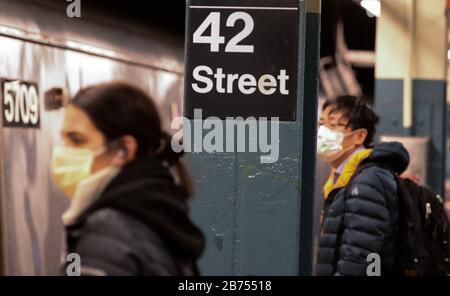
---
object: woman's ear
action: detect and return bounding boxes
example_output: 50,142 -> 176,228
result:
114,135 -> 138,166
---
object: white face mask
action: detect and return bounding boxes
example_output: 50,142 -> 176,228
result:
317,125 -> 344,155
317,125 -> 358,163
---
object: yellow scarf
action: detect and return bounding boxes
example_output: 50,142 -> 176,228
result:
323,148 -> 373,199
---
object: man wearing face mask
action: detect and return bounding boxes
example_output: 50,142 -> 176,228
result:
315,95 -> 410,276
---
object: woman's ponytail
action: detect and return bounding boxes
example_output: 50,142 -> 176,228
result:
155,131 -> 193,199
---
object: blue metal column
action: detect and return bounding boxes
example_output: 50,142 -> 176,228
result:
185,0 -> 318,275
299,0 -> 321,276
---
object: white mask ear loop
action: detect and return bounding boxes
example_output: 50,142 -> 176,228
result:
92,146 -> 108,158
92,139 -> 123,159
111,149 -> 126,167
342,129 -> 364,146
343,129 -> 359,137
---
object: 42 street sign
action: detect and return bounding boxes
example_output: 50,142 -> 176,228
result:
184,0 -> 300,121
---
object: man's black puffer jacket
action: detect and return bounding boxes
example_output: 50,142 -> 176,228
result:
315,142 -> 410,276
62,156 -> 205,276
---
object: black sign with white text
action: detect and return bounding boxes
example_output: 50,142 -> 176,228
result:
1,79 -> 40,128
184,0 -> 300,120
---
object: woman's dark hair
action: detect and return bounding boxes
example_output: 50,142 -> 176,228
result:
71,81 -> 193,198
331,95 -> 380,147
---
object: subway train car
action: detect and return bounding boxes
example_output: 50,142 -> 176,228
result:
0,0 -> 185,275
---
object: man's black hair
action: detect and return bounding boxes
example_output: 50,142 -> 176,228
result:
331,95 -> 380,147
322,98 -> 336,111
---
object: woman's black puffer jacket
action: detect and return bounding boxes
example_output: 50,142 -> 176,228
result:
62,156 -> 205,276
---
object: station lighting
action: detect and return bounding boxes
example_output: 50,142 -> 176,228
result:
360,0 -> 380,17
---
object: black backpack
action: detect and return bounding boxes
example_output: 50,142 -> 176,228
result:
394,175 -> 450,276
346,163 -> 450,276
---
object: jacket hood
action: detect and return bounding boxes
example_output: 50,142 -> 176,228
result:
363,141 -> 410,174
76,156 -> 205,261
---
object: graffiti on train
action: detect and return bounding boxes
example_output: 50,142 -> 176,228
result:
1,79 -> 40,128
